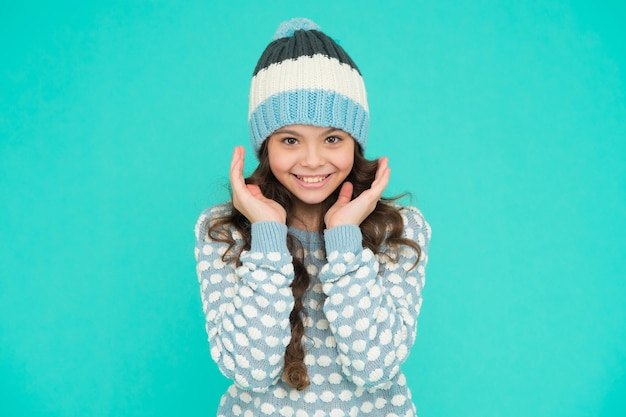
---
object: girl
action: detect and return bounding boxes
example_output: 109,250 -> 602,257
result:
195,18 -> 431,417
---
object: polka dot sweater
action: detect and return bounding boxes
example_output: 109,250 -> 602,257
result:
194,203 -> 431,417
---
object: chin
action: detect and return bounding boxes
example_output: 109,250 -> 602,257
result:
294,196 -> 328,206
291,190 -> 333,206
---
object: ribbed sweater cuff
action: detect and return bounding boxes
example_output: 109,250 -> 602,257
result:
324,224 -> 362,255
250,221 -> 289,253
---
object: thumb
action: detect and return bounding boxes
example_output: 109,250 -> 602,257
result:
246,183 -> 264,198
336,182 -> 353,205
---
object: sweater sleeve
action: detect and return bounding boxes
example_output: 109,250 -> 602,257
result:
194,205 -> 295,392
319,206 -> 431,388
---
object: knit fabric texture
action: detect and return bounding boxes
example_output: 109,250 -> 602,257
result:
249,18 -> 369,155
195,203 -> 431,417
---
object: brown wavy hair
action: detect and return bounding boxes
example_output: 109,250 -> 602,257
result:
207,141 -> 421,390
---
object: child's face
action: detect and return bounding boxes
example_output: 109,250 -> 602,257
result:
266,124 -> 355,207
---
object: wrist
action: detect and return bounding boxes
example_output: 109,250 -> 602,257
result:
325,221 -> 357,229
250,222 -> 289,253
324,224 -> 362,254
251,215 -> 286,224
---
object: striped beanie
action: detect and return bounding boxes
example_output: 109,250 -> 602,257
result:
248,18 -> 369,155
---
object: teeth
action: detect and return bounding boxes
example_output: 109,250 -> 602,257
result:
297,175 -> 328,183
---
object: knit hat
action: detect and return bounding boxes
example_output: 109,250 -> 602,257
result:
248,18 -> 369,155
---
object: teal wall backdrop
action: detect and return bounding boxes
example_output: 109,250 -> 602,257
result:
2,1 -> 625,416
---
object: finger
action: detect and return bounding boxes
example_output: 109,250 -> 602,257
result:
336,181 -> 353,205
230,146 -> 246,178
229,146 -> 239,172
362,168 -> 390,204
230,146 -> 245,179
373,157 -> 390,187
246,183 -> 264,198
229,146 -> 242,178
374,156 -> 389,182
229,146 -> 246,191
371,166 -> 390,196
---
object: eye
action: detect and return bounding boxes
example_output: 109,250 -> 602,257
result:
281,137 -> 299,145
325,135 -> 342,144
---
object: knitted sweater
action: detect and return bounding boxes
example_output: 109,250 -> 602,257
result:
194,203 -> 431,417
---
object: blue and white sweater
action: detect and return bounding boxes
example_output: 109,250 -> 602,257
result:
194,203 -> 431,417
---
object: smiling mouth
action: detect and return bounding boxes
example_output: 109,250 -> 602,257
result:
293,174 -> 331,184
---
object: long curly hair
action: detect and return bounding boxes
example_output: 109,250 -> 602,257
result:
207,141 -> 421,390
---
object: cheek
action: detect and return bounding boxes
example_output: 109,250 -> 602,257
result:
268,154 -> 288,177
340,154 -> 355,173
339,142 -> 356,173
267,141 -> 287,174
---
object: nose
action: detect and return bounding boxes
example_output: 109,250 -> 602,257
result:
300,144 -> 324,168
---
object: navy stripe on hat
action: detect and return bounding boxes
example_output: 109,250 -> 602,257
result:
253,30 -> 361,76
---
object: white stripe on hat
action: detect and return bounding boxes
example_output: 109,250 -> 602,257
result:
249,54 -> 368,119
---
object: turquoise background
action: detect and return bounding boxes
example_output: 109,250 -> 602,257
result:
2,0 -> 625,416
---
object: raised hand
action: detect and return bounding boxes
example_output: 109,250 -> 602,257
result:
324,156 -> 390,229
230,146 -> 287,224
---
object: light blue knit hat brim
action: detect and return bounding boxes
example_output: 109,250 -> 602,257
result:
249,89 -> 369,151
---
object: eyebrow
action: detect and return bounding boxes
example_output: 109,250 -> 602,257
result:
273,127 -> 341,136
